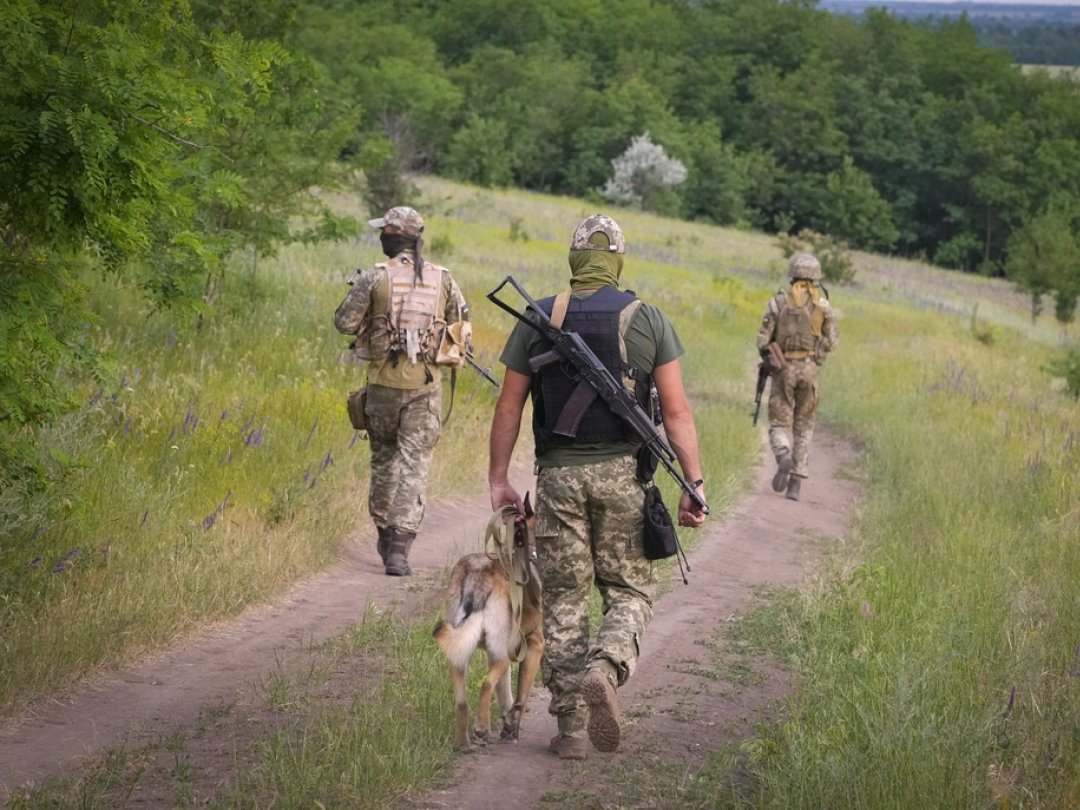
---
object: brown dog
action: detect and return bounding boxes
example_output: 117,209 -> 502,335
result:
432,497 -> 543,749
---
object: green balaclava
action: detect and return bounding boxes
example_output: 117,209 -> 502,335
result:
567,232 -> 624,291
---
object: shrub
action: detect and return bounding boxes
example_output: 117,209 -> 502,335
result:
1048,345 -> 1080,399
776,229 -> 856,284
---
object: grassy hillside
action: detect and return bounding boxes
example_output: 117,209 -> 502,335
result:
4,176 -> 1078,807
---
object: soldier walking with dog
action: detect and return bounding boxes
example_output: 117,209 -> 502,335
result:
488,214 -> 707,760
756,252 -> 839,501
334,206 -> 469,576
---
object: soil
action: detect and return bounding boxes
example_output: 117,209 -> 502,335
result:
0,427 -> 862,807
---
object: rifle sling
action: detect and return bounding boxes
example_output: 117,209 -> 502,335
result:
484,505 -> 529,663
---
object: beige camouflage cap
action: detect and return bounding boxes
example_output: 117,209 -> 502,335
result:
570,214 -> 626,254
788,252 -> 822,282
369,206 -> 425,237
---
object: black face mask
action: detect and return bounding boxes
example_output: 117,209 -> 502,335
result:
380,232 -> 415,258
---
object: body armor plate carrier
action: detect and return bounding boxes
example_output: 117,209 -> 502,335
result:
776,281 -> 824,358
531,286 -> 649,452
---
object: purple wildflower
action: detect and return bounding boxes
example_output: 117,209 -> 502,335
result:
202,491 -> 232,531
53,548 -> 81,574
304,418 -> 319,449
141,508 -> 150,526
317,449 -> 333,474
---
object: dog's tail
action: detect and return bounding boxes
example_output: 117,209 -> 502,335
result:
432,571 -> 491,669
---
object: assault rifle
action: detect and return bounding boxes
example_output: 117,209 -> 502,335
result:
466,351 -> 500,387
752,362 -> 768,426
487,276 -> 709,515
753,343 -> 785,426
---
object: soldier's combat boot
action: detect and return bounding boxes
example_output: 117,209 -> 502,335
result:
375,526 -> 393,565
786,476 -> 802,501
772,451 -> 794,492
548,734 -> 588,760
582,669 -> 621,752
385,529 -> 416,576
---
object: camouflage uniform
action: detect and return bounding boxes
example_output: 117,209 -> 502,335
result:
756,253 -> 838,488
496,215 -> 688,741
334,206 -> 468,573
363,383 -> 441,533
533,456 -> 653,733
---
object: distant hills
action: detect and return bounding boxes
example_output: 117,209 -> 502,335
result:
820,2 -> 1080,25
821,1 -> 1080,64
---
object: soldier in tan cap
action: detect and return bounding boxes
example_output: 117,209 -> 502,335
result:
756,252 -> 839,501
335,206 -> 469,575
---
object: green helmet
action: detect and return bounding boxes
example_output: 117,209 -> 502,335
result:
570,214 -> 626,254
788,252 -> 822,282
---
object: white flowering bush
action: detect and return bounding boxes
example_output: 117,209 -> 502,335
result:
600,132 -> 687,211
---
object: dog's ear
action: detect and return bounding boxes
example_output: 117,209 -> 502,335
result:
524,491 -> 533,519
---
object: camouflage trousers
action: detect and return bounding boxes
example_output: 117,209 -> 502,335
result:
767,358 -> 820,479
534,454 -> 653,735
363,383 -> 441,533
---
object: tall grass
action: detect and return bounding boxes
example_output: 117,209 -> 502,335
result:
7,175 -> 1076,808
695,272 -> 1079,807
0,178 -> 766,719
7,609 -> 458,809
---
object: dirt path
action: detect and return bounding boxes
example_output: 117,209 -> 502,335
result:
0,428 -> 862,806
413,427 -> 862,808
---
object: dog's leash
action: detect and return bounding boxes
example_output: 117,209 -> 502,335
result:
484,505 -> 533,663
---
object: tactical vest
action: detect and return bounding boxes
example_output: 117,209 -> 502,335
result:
776,281 -> 825,359
358,253 -> 446,366
531,287 -> 649,451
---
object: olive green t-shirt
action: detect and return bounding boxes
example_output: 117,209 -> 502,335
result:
499,289 -> 684,468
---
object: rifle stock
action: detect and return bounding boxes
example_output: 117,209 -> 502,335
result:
488,275 -> 709,515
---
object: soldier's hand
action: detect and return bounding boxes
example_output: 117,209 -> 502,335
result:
677,488 -> 706,528
490,481 -> 524,518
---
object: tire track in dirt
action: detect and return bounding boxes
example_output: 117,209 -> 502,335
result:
0,429 -> 862,806
411,427 -> 862,809
0,476 -> 509,799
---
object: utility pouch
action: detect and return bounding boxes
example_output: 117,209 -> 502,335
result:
635,443 -> 659,485
642,484 -> 678,560
346,387 -> 368,431
436,320 -> 471,368
766,341 -> 787,373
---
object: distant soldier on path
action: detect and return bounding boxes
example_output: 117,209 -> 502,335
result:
756,252 -> 839,501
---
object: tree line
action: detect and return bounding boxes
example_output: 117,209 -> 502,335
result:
2,0 -> 1078,492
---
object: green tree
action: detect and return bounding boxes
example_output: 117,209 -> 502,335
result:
820,157 -> 899,251
1005,205 -> 1080,327
0,0 -> 355,489
443,114 -> 514,188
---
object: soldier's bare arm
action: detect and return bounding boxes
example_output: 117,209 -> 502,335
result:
653,359 -> 706,528
488,368 -> 531,515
